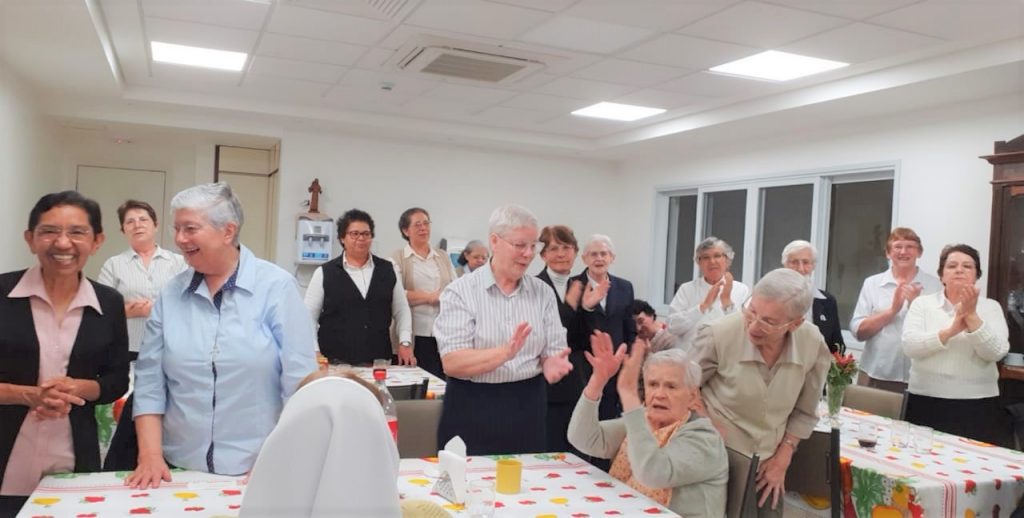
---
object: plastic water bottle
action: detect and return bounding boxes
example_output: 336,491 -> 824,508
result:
374,370 -> 398,443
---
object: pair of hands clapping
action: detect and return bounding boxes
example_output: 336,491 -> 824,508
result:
503,322 -> 573,384
582,331 -> 647,407
700,272 -> 735,313
566,278 -> 610,311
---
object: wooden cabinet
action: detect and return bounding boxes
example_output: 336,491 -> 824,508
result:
983,135 -> 1024,359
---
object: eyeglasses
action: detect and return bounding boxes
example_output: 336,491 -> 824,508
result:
345,230 -> 373,240
543,244 -> 575,254
410,220 -> 431,229
785,258 -> 814,268
742,301 -> 796,333
34,225 -> 93,243
698,253 -> 728,262
496,235 -> 539,254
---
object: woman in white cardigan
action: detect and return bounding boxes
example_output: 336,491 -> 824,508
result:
902,244 -> 1011,445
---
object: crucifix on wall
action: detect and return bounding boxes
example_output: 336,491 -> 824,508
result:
308,178 -> 322,214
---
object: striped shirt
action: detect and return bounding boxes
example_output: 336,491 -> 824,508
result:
97,246 -> 187,352
434,264 -> 567,383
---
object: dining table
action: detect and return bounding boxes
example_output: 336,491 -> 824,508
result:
18,452 -> 675,517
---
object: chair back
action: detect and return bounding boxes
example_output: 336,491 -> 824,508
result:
395,399 -> 443,458
786,427 -> 842,518
843,384 -> 906,419
388,379 -> 430,400
726,447 -> 760,518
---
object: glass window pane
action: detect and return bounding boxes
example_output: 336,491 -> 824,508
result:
758,184 -> 813,278
664,195 -> 697,304
703,190 -> 747,282
826,179 -> 894,327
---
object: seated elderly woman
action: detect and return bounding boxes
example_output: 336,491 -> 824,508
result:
781,240 -> 845,352
455,239 -> 488,276
690,268 -> 830,516
902,244 -> 1010,445
126,183 -> 317,488
567,331 -> 727,517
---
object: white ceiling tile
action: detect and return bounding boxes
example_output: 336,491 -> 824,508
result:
377,24 -> 504,50
498,71 -> 558,91
355,47 -> 397,69
678,1 -> 849,48
613,88 -> 714,111
534,76 -> 637,101
400,97 -> 478,119
267,4 -> 394,45
248,56 -> 345,83
620,34 -> 758,70
145,17 -> 258,52
565,0 -> 740,31
658,71 -> 777,98
337,68 -> 441,97
241,74 -> 331,103
483,0 -> 577,12
870,0 -> 1024,41
142,0 -> 269,31
284,0 -> 422,21
474,105 -> 557,126
572,58 -> 688,87
322,84 -> 416,111
257,33 -> 367,67
519,16 -> 656,54
782,22 -> 944,64
404,0 -> 552,40
500,92 -> 591,113
422,83 -> 518,105
538,114 -> 628,138
763,0 -> 920,20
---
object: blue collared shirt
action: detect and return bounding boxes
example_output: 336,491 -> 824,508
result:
133,245 -> 317,475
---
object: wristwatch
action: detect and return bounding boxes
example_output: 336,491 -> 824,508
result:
782,437 -> 798,451
399,341 -> 412,348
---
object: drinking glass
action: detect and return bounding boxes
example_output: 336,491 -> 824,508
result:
890,420 -> 910,448
373,358 -> 390,379
912,425 -> 934,454
856,423 -> 879,450
467,479 -> 495,518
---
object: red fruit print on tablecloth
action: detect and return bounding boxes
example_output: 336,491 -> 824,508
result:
81,496 -> 104,503
965,479 -> 977,494
129,507 -> 153,514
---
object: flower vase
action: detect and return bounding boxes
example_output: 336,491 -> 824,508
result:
826,382 -> 847,426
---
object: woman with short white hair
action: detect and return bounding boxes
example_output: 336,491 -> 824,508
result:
667,237 -> 750,350
689,268 -> 830,516
781,240 -> 844,352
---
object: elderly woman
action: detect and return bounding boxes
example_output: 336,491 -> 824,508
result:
668,237 -> 750,350
781,240 -> 845,352
572,234 -> 636,422
456,240 -> 488,276
851,227 -> 942,392
568,332 -> 727,517
306,209 -> 412,367
390,207 -> 456,377
98,200 -> 187,358
691,268 -> 830,515
903,244 -> 1011,445
127,183 -> 317,488
537,225 -> 585,453
0,191 -> 129,513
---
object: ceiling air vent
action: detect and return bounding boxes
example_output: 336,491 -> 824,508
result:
389,36 -> 548,84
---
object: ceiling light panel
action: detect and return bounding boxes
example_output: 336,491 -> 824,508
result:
520,16 -> 655,54
709,50 -> 848,81
151,41 -> 248,71
571,101 -> 665,121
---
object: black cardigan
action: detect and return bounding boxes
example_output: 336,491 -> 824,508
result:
0,269 -> 130,486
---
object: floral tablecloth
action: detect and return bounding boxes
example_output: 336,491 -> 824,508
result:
398,452 -> 679,516
18,469 -> 244,517
812,407 -> 1024,518
352,365 -> 447,399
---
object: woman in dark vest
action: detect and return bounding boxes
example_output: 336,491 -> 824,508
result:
304,209 -> 412,365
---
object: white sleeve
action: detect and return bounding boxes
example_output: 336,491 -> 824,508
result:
391,273 -> 413,344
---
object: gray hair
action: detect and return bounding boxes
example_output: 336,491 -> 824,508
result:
583,234 -> 616,256
643,349 -> 701,390
171,182 -> 245,245
781,239 -> 817,265
488,204 -> 538,237
752,268 -> 813,319
694,237 -> 734,263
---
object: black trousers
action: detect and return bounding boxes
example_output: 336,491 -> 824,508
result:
414,336 -> 445,380
904,392 -> 1012,447
438,375 -> 546,455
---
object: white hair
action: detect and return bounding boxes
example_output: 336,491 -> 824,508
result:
583,234 -> 616,256
171,182 -> 245,245
781,239 -> 818,265
752,268 -> 813,319
694,237 -> 735,263
643,349 -> 701,390
488,204 -> 538,237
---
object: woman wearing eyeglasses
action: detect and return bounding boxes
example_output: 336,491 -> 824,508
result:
781,240 -> 844,353
667,237 -> 750,351
689,268 -> 830,517
0,191 -> 129,514
389,207 -> 456,379
305,209 -> 412,366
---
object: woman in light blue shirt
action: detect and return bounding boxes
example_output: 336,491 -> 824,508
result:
126,183 -> 317,488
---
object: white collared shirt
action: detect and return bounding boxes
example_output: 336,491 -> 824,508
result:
850,267 -> 942,382
392,244 -> 456,337
667,276 -> 751,351
434,265 -> 567,383
97,245 -> 187,352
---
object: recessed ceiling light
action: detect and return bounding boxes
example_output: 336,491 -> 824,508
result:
151,41 -> 247,72
571,102 -> 666,122
709,50 -> 848,82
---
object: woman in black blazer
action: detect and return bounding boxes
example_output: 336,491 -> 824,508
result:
0,191 -> 129,515
782,240 -> 846,352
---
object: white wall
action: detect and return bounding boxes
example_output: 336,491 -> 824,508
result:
0,62 -> 62,272
274,130 -> 619,282
613,94 -> 1024,302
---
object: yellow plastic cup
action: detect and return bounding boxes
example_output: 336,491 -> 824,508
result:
495,459 -> 522,494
